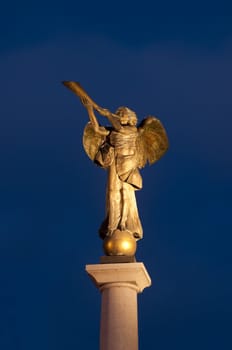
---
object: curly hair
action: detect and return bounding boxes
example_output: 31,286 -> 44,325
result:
115,106 -> 137,122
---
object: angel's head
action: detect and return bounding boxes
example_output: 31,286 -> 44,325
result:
115,106 -> 137,126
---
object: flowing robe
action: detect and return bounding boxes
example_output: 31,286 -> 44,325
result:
94,125 -> 143,239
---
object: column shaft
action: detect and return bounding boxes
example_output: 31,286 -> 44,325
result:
100,283 -> 138,350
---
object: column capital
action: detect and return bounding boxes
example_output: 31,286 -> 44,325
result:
86,262 -> 151,293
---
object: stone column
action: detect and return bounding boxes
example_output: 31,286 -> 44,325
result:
86,262 -> 151,350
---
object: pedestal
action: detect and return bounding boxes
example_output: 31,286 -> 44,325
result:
86,262 -> 151,350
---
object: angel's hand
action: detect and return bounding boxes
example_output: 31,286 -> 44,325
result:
101,108 -> 111,117
96,107 -> 111,117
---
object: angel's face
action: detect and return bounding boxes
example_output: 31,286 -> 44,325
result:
120,113 -> 137,126
116,107 -> 138,126
120,113 -> 130,125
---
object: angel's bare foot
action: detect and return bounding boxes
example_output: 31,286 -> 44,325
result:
119,223 -> 126,231
106,229 -> 114,237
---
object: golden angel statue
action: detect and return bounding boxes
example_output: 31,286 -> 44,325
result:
63,81 -> 168,255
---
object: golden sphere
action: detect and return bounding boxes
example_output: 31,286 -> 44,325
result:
103,230 -> 137,256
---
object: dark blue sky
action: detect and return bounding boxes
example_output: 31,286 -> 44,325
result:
1,4 -> 232,350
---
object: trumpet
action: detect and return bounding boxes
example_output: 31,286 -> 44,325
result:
62,81 -> 119,119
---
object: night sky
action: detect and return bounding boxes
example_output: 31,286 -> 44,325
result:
1,3 -> 232,350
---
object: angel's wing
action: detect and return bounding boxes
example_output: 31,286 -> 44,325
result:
137,116 -> 169,168
82,122 -> 107,161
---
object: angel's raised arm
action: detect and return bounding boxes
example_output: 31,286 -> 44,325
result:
81,98 -> 109,136
62,81 -> 120,132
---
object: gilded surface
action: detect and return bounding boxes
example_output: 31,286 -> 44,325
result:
63,81 -> 169,255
